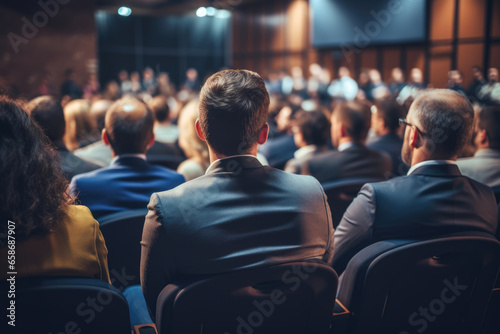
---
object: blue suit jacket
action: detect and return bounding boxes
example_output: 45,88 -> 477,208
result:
70,156 -> 185,220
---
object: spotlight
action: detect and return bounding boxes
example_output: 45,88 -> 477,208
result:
118,6 -> 132,16
206,7 -> 216,16
196,7 -> 207,17
215,9 -> 231,19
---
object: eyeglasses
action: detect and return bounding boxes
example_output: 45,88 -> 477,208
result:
399,118 -> 427,137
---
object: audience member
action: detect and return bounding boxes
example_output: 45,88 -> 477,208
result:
60,68 -> 82,99
142,67 -> 156,95
69,96 -> 185,219
457,106 -> 500,187
63,99 -> 99,150
478,67 -> 500,105
369,69 -> 390,100
333,90 -> 499,274
388,67 -> 406,97
176,99 -> 210,181
302,101 -> 392,183
182,68 -> 200,92
368,99 -> 408,176
149,95 -> 179,144
447,70 -> 467,96
28,96 -> 101,180
130,71 -> 142,94
328,66 -> 358,101
0,96 -> 109,282
397,68 -> 426,104
141,70 -> 334,318
118,70 -> 132,96
284,110 -> 330,174
468,66 -> 486,102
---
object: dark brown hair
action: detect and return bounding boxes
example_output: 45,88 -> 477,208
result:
334,101 -> 371,142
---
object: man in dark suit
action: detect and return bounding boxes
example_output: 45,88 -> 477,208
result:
285,110 -> 330,174
69,97 -> 185,220
302,102 -> 392,183
457,106 -> 500,187
333,90 -> 499,275
27,96 -> 100,181
368,99 -> 409,176
141,70 -> 334,318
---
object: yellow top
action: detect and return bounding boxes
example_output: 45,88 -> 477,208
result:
1,205 -> 110,283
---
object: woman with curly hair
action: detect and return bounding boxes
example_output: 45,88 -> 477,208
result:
0,96 -> 110,283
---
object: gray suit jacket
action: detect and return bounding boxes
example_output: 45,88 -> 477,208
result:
140,155 -> 334,316
457,149 -> 500,187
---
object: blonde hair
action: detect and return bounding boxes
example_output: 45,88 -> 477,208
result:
63,99 -> 96,151
178,99 -> 209,167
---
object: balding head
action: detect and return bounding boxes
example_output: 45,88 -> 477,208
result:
104,97 -> 155,155
403,89 -> 474,163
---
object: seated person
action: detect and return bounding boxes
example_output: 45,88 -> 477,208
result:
457,106 -> 500,187
284,110 -> 330,174
368,99 -> 408,176
70,96 -> 185,220
0,96 -> 109,282
141,70 -> 334,318
302,101 -> 392,183
27,96 -> 101,180
149,95 -> 179,144
333,90 -> 499,275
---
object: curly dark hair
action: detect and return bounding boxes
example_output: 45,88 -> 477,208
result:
0,96 -> 72,243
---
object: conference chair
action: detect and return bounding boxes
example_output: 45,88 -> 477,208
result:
334,235 -> 500,334
99,209 -> 148,288
321,177 -> 384,228
155,261 -> 339,334
0,277 -> 131,333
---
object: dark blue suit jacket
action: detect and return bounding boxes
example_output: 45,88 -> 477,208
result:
367,133 -> 409,176
70,156 -> 185,220
258,134 -> 297,170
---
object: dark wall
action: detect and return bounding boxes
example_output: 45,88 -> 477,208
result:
96,11 -> 231,88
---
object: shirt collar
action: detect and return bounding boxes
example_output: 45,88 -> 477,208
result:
294,145 -> 317,159
338,142 -> 355,152
407,160 -> 456,175
205,154 -> 257,175
110,153 -> 147,165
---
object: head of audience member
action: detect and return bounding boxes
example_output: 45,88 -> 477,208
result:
0,96 -> 71,242
90,99 -> 113,132
102,81 -> 120,100
149,96 -> 171,125
143,67 -> 154,81
338,66 -> 351,79
371,99 -> 404,136
102,96 -> 155,157
391,68 -> 404,83
401,89 -> 474,166
309,63 -> 322,79
448,70 -> 464,87
276,103 -> 301,134
358,70 -> 370,87
369,69 -> 383,85
63,99 -> 96,151
186,68 -> 198,81
27,96 -> 65,145
292,110 -> 330,149
118,70 -> 128,82
178,99 -> 209,165
130,71 -> 140,83
410,68 -> 424,84
197,69 -> 270,161
331,101 -> 371,148
488,68 -> 499,83
473,106 -> 500,151
472,66 -> 484,82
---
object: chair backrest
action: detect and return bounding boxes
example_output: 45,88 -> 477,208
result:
147,155 -> 185,171
337,236 -> 500,334
99,209 -> 148,288
322,177 -> 384,228
156,261 -> 338,334
0,277 -> 130,333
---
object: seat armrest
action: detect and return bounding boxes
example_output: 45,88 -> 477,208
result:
330,299 -> 351,334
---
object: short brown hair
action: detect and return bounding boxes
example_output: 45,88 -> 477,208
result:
477,106 -> 500,149
149,96 -> 170,122
334,101 -> 371,142
199,69 -> 270,156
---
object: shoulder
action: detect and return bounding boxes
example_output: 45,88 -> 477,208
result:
64,205 -> 99,230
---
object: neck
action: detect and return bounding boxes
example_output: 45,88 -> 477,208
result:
208,146 -> 258,164
410,149 -> 457,166
338,137 -> 360,147
377,128 -> 391,136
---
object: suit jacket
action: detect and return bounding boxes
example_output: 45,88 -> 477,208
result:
258,134 -> 298,170
456,148 -> 500,187
54,141 -> 101,181
284,146 -> 330,174
69,156 -> 185,220
367,133 -> 409,176
333,163 -> 499,274
302,143 -> 392,183
140,156 -> 334,317
74,140 -> 183,167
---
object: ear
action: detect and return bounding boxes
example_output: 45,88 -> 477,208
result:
408,125 -> 420,149
339,124 -> 347,138
195,118 -> 206,142
102,129 -> 110,146
147,132 -> 155,150
478,129 -> 488,145
258,123 -> 269,145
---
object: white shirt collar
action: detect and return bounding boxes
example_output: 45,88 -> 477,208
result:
407,160 -> 456,175
294,145 -> 317,159
205,154 -> 257,175
110,153 -> 147,165
338,142 -> 355,152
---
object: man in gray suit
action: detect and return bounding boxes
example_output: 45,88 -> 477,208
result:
333,90 -> 498,275
140,70 -> 334,317
457,106 -> 500,187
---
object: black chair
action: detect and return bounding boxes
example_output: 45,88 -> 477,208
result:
156,261 -> 338,334
491,185 -> 500,204
321,177 -> 384,228
335,236 -> 500,334
0,277 -> 130,333
99,209 -> 148,288
147,155 -> 185,171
